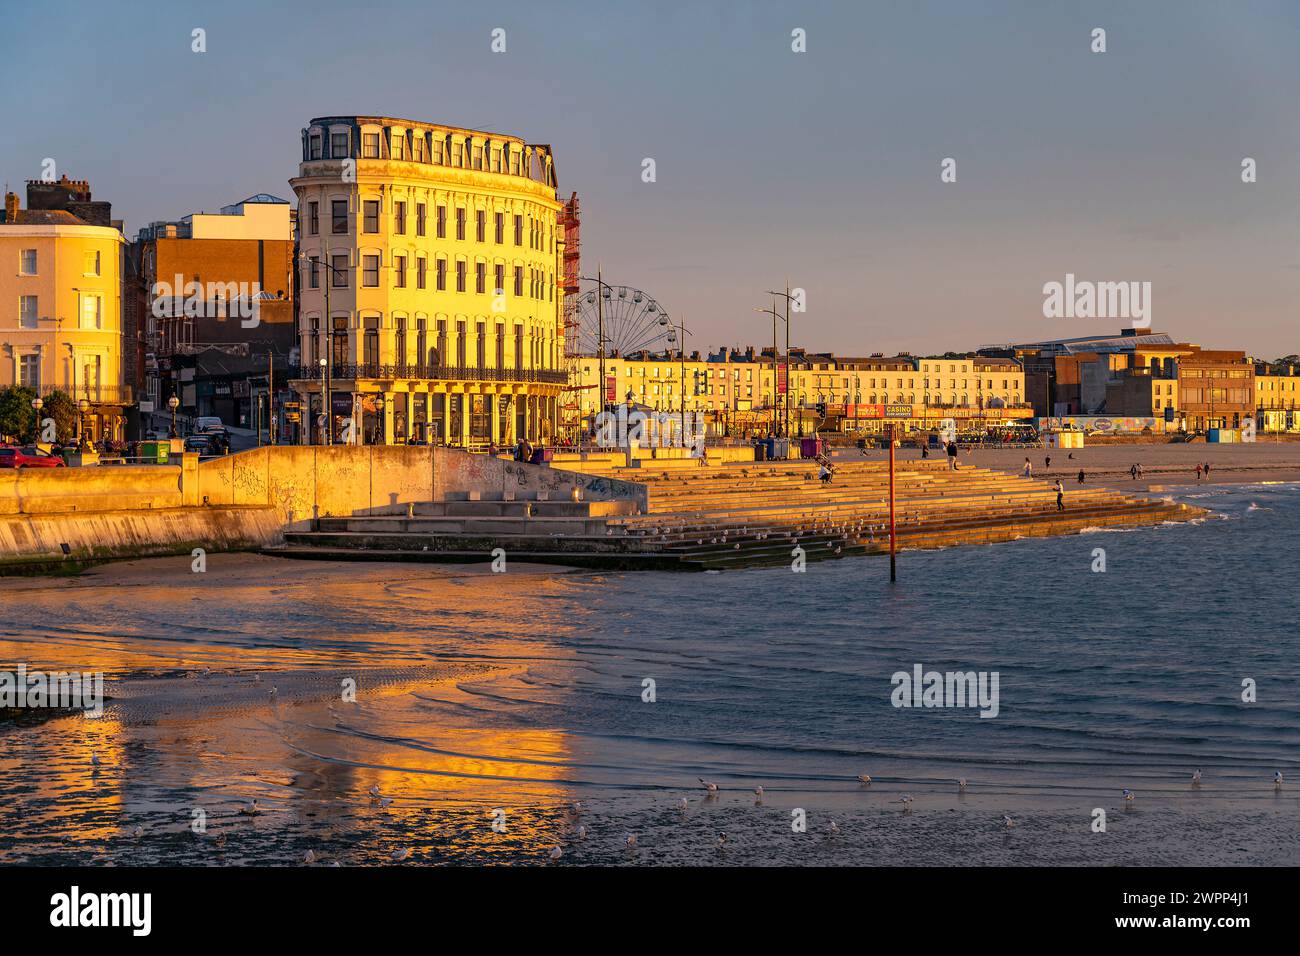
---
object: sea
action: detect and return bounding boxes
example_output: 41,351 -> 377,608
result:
1,482 -> 1296,866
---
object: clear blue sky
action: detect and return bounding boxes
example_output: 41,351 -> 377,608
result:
3,0 -> 1298,357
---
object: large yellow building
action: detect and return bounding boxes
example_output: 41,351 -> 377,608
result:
1,189 -> 127,441
288,115 -> 568,446
1254,363 -> 1300,433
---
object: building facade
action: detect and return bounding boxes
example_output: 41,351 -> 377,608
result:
1,181 -> 129,441
1255,362 -> 1300,432
287,116 -> 568,447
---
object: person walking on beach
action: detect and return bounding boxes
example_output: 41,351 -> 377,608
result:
1203,461 -> 1211,478
1136,463 -> 1143,479
1130,464 -> 1139,480
946,440 -> 959,471
1195,463 -> 1203,481
1054,479 -> 1065,511
1045,455 -> 1051,469
1077,469 -> 1085,484
1023,457 -> 1033,477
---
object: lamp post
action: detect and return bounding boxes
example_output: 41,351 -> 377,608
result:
167,395 -> 179,439
30,397 -> 43,443
77,398 -> 91,451
754,298 -> 785,437
376,395 -> 387,446
319,357 -> 330,445
299,252 -> 350,445
666,317 -> 693,448
766,286 -> 796,438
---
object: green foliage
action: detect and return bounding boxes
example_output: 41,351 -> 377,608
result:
0,386 -> 38,442
40,390 -> 79,444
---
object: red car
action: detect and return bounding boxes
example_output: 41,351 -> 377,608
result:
0,446 -> 66,468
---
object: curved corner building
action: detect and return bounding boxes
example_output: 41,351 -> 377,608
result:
288,116 -> 568,446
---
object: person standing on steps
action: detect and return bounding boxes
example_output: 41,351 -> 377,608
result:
1054,479 -> 1065,512
946,440 -> 959,471
1077,468 -> 1086,484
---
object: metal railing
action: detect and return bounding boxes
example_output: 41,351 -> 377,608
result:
286,364 -> 568,385
23,384 -> 135,404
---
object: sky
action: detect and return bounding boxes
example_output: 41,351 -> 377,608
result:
3,0 -> 1298,358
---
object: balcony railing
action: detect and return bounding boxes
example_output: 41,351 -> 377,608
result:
287,364 -> 569,385
19,384 -> 136,405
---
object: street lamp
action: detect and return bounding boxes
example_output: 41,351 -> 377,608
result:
30,397 -> 43,443
666,317 -> 694,447
166,395 -> 179,439
299,252 -> 350,445
376,395 -> 387,446
754,298 -> 785,436
766,286 -> 796,438
318,357 -> 330,445
76,398 -> 91,449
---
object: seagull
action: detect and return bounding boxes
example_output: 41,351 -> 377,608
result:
576,824 -> 587,839
901,794 -> 913,812
678,797 -> 689,814
716,832 -> 727,850
90,753 -> 102,769
1123,789 -> 1134,803
304,850 -> 316,864
828,820 -> 840,835
1274,771 -> 1284,789
131,825 -> 144,839
391,848 -> 411,862
378,797 -> 394,809
753,786 -> 764,803
212,832 -> 227,848
857,774 -> 872,785
571,801 -> 584,816
1002,815 -> 1014,829
1192,769 -> 1202,786
699,778 -> 719,794
368,785 -> 382,798
549,846 -> 563,862
958,778 -> 968,792
624,833 -> 637,849
239,799 -> 260,816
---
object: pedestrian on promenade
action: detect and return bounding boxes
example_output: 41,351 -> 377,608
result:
1136,463 -> 1143,479
946,441 -> 958,470
1054,479 -> 1065,511
1130,464 -> 1139,480
921,444 -> 929,459
1195,463 -> 1203,481
1204,461 -> 1211,478
1045,455 -> 1051,469
1023,457 -> 1033,477
1077,469 -> 1085,484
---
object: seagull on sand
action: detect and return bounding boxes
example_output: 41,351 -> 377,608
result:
549,846 -> 563,862
90,753 -> 102,769
378,797 -> 394,809
1192,769 -> 1202,786
368,784 -> 382,798
857,774 -> 872,785
239,799 -> 260,816
753,786 -> 764,803
699,778 -> 719,795
958,778 -> 968,792
828,820 -> 840,836
304,850 -> 316,864
1274,771 -> 1284,789
624,833 -> 637,849
391,848 -> 411,862
901,794 -> 913,812
1123,789 -> 1134,804
716,832 -> 728,850
678,797 -> 689,814
576,824 -> 588,840
131,825 -> 144,839
1002,815 -> 1014,829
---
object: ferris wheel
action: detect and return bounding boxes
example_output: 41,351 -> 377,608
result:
571,278 -> 674,356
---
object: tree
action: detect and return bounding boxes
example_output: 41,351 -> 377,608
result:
40,390 -> 79,444
0,386 -> 37,443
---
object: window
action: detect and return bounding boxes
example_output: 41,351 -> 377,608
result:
494,212 -> 504,244
20,295 -> 38,329
513,215 -> 523,245
331,254 -> 349,287
330,131 -> 348,158
494,264 -> 505,295
476,322 -> 486,366
363,200 -> 379,233
84,251 -> 101,276
394,255 -> 407,288
475,262 -> 486,294
394,201 -> 406,234
455,208 -> 466,241
308,317 -> 320,364
332,200 -> 348,234
416,203 -> 426,236
81,294 -> 101,329
362,255 -> 380,287
308,256 -> 320,289
513,265 -> 523,296
391,133 -> 405,161
476,210 -> 485,242
364,320 -> 379,364
332,317 -> 348,366
308,201 -> 319,235
436,205 -> 446,238
455,260 -> 466,292
395,316 -> 407,364
417,257 -> 427,289
309,134 -> 322,160
412,135 -> 425,163
19,354 -> 40,388
362,132 -> 380,158
19,249 -> 36,275
436,259 -> 446,291
456,320 -> 467,365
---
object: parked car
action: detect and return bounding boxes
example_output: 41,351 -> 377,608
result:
193,416 -> 224,434
183,435 -> 223,455
0,445 -> 67,468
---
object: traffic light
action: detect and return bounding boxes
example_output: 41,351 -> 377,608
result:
816,402 -> 827,418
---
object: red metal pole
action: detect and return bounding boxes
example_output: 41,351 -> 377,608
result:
889,424 -> 897,582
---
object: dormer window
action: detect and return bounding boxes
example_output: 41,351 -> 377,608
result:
330,130 -> 349,158
309,133 -> 322,160
362,132 -> 381,158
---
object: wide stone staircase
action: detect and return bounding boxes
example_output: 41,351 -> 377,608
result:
271,458 -> 1204,570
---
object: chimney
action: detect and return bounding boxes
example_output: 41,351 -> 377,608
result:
4,192 -> 17,222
